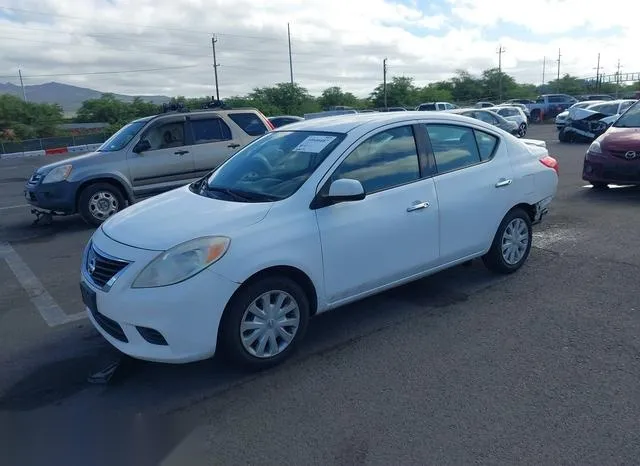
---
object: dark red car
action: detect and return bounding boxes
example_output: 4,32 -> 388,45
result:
583,101 -> 640,188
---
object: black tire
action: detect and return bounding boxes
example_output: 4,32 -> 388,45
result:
78,182 -> 126,226
591,182 -> 609,190
482,208 -> 532,275
517,123 -> 527,138
558,127 -> 569,143
219,275 -> 310,370
530,110 -> 541,123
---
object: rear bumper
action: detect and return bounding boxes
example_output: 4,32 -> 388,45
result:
532,197 -> 552,225
582,155 -> 640,185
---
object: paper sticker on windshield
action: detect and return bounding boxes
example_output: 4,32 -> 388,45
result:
292,135 -> 336,153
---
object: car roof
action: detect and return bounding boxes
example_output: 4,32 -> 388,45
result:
269,115 -> 303,119
273,111 -> 499,134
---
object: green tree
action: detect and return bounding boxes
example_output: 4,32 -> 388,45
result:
416,83 -> 453,104
369,76 -> 418,108
318,86 -> 360,109
75,94 -> 157,127
0,94 -> 64,140
449,70 -> 484,104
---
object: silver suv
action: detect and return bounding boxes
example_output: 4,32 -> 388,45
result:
24,106 -> 274,225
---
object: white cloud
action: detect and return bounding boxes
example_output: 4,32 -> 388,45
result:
0,0 -> 638,99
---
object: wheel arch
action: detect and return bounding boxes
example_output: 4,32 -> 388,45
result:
224,265 -> 319,317
75,176 -> 133,209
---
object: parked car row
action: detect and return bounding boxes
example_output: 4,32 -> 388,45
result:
557,99 -> 637,143
582,99 -> 640,188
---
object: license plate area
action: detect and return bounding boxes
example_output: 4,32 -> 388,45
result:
80,281 -> 97,313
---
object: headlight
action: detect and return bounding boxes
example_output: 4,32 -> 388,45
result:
132,236 -> 230,288
588,140 -> 602,155
42,165 -> 73,184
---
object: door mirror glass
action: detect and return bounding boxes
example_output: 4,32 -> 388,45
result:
133,139 -> 151,153
327,178 -> 365,202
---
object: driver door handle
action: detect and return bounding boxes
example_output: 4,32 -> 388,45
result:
227,143 -> 240,148
495,178 -> 512,188
407,201 -> 430,212
174,150 -> 189,156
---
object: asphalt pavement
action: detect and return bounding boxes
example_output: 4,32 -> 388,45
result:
1,126 -> 639,466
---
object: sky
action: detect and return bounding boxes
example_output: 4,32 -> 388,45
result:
0,0 -> 637,98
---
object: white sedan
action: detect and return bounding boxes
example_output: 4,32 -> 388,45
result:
79,112 -> 558,369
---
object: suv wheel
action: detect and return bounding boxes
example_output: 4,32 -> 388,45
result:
78,183 -> 125,226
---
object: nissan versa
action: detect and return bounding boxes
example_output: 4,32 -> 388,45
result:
80,112 -> 558,369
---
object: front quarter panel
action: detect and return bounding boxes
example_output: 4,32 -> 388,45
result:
210,200 -> 327,310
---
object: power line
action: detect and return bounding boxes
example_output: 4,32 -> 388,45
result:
0,65 -> 203,79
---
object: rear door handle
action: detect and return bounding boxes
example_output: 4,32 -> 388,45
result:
174,150 -> 189,155
227,143 -> 241,149
495,179 -> 512,188
407,201 -> 430,212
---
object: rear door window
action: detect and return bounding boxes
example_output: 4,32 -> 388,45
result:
228,113 -> 268,136
190,118 -> 232,144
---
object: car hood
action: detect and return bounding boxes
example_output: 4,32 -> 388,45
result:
101,185 -> 273,251
36,151 -> 101,173
600,126 -> 640,151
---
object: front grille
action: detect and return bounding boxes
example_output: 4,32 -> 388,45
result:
137,326 -> 168,346
86,245 -> 130,289
90,307 -> 128,343
609,150 -> 640,161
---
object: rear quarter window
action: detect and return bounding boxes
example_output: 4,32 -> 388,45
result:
228,112 -> 269,136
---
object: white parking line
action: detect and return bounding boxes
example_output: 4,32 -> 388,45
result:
0,241 -> 86,327
0,204 -> 29,211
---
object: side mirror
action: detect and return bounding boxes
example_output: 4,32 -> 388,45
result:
134,139 -> 151,153
327,178 -> 365,202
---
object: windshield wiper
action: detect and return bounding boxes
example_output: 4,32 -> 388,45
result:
203,186 -> 280,202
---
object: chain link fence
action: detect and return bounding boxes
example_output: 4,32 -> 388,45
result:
0,133 -> 108,155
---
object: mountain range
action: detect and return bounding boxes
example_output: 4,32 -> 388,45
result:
0,81 -> 171,114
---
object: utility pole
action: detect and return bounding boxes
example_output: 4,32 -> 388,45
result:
18,69 -> 27,102
287,23 -> 294,86
615,59 -> 622,97
593,53 -> 603,91
497,45 -> 506,101
211,35 -> 220,101
542,57 -> 546,86
383,58 -> 388,110
556,48 -> 561,92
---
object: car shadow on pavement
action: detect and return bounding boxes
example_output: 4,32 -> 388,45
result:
0,261 -> 501,416
580,184 -> 640,204
0,213 -> 94,244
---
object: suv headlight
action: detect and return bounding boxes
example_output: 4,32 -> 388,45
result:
42,165 -> 73,184
132,236 -> 230,288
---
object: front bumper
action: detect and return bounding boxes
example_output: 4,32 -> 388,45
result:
24,180 -> 78,214
81,227 -> 240,363
582,153 -> 640,185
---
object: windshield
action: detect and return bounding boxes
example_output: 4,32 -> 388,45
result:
613,101 -> 640,128
97,120 -> 147,152
199,130 -> 345,202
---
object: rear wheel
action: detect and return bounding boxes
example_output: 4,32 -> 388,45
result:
517,123 -> 527,138
219,276 -> 310,370
482,208 -> 532,274
78,182 -> 125,226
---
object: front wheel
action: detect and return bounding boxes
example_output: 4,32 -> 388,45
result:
482,208 -> 532,274
78,183 -> 125,226
219,276 -> 310,370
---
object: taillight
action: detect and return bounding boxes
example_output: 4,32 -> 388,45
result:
264,115 -> 275,131
540,155 -> 559,174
